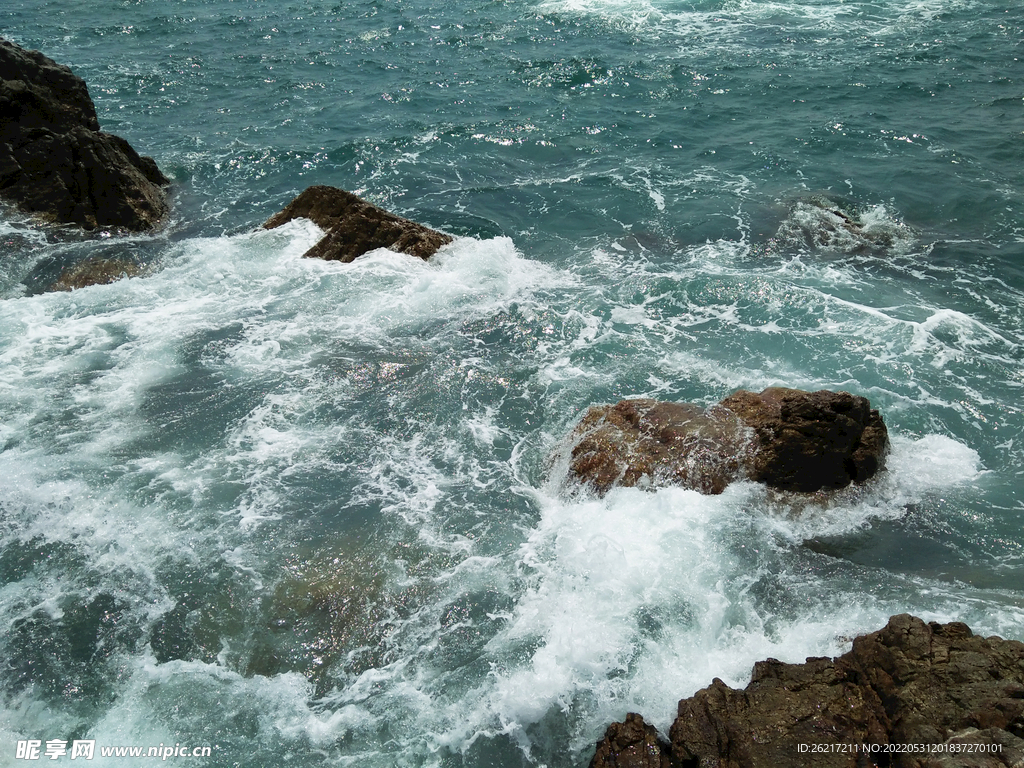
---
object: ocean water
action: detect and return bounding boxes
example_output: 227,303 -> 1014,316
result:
1,0 -> 1022,764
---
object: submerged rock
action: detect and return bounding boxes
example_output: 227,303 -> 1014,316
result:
263,185 -> 453,262
566,387 -> 887,495
248,545 -> 392,696
591,615 -> 1024,768
776,195 -> 914,255
48,257 -> 142,291
0,38 -> 169,231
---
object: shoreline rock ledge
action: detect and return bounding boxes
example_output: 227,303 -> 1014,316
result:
565,387 -> 888,495
263,185 -> 453,262
589,614 -> 1024,768
0,38 -> 169,231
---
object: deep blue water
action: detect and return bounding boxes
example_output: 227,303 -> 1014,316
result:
1,0 -> 1023,765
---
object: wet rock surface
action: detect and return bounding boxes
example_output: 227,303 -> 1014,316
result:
590,713 -> 671,768
48,257 -> 142,291
567,399 -> 750,495
566,387 -> 888,495
590,615 -> 1024,768
0,38 -> 169,231
720,387 -> 888,492
263,184 -> 453,262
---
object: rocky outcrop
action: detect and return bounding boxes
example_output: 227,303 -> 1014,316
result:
0,38 -> 168,231
589,713 -> 671,768
567,399 -> 750,495
719,388 -> 888,492
49,257 -> 142,291
566,387 -> 887,495
263,185 -> 453,262
590,615 -> 1024,768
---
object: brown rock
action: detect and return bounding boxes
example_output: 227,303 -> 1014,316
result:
589,713 -> 671,768
590,616 -> 1024,768
718,387 -> 889,492
663,615 -> 1024,768
568,399 -> 751,496
565,388 -> 888,495
920,729 -> 1024,768
49,257 -> 142,291
670,660 -> 889,768
0,38 -> 169,231
263,185 -> 452,262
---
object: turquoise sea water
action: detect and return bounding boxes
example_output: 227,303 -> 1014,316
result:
1,0 -> 1022,765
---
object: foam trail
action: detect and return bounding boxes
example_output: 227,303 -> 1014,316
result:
386,430 -> 995,760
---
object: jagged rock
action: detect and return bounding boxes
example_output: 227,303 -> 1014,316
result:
0,38 -> 168,231
566,387 -> 887,495
263,185 -> 452,262
589,713 -> 671,768
590,616 -> 1024,768
671,615 -> 1024,768
719,387 -> 888,492
49,257 -> 142,291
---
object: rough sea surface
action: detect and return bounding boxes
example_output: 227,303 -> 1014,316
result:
1,0 -> 1022,765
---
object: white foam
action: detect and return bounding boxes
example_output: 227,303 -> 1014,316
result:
1,187 -> 1019,768
0,223 -> 567,500
909,308 -> 1017,368
757,432 -> 983,543
89,652 -> 376,752
886,433 -> 984,492
533,0 -> 975,40
426,428 -> 987,753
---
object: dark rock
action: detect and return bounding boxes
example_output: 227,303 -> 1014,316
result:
589,616 -> 1024,768
0,38 -> 168,231
263,185 -> 453,262
719,387 -> 889,492
565,387 -> 887,495
589,713 -> 671,768
665,615 -> 1024,768
49,257 -> 142,291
